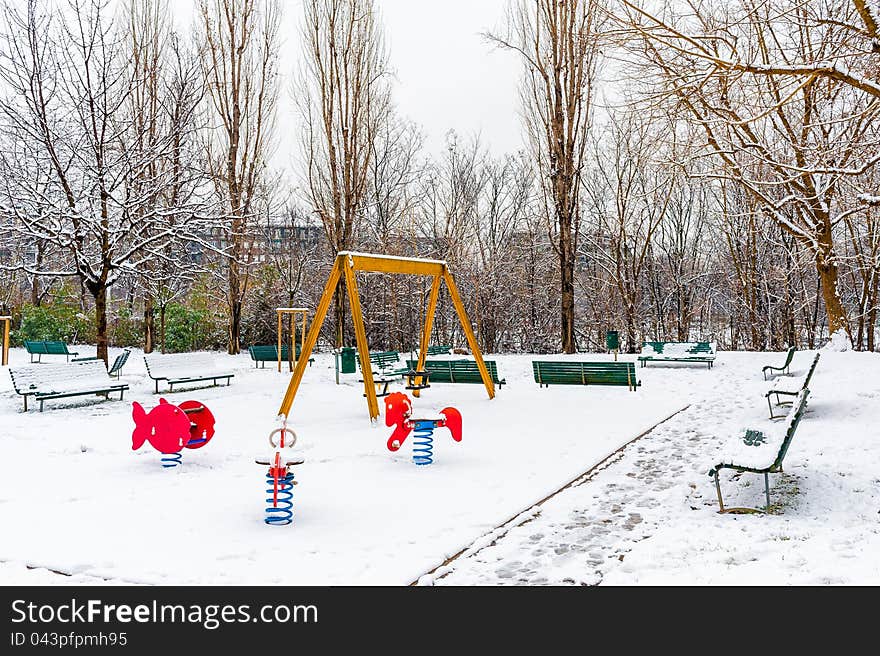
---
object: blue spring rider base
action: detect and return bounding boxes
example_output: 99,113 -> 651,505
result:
412,421 -> 435,466
265,471 -> 295,525
161,452 -> 183,468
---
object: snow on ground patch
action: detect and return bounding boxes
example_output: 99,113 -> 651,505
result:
0,348 -> 682,585
433,350 -> 880,585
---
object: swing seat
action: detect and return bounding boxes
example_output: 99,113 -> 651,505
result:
404,369 -> 431,391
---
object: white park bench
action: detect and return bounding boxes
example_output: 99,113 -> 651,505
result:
143,352 -> 235,394
9,360 -> 129,412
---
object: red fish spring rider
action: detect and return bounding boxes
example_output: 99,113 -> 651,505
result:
255,424 -> 303,526
384,392 -> 462,466
131,398 -> 216,468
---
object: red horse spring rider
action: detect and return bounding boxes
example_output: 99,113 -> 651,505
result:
384,392 -> 462,465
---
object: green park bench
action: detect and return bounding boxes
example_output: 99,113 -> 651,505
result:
708,388 -> 810,513
144,352 -> 235,394
24,340 -> 79,363
765,353 -> 819,419
357,350 -> 410,378
426,345 -> 452,355
354,350 -> 410,398
637,341 -> 716,368
532,360 -> 640,391
8,360 -> 129,412
71,349 -> 131,379
762,346 -> 796,380
248,344 -> 314,368
405,358 -> 506,388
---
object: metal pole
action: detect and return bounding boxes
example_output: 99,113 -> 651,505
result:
277,310 -> 282,373
1,317 -> 9,366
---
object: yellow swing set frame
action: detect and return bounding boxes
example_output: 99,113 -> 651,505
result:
276,252 -> 496,422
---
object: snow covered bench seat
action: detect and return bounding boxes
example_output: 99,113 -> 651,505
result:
708,388 -> 810,513
637,341 -> 716,368
765,353 -> 819,419
143,353 -> 234,394
8,360 -> 129,412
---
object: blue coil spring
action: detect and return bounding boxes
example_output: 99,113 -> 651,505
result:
161,452 -> 182,468
265,472 -> 294,526
412,421 -> 435,466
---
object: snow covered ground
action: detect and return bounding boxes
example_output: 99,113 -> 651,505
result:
0,345 -> 876,585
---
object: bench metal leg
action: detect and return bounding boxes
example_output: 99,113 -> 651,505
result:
715,470 -> 770,514
714,471 -> 725,512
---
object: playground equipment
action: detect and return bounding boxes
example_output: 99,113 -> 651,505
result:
277,252 -> 495,422
384,392 -> 462,466
0,315 -> 10,366
131,399 -> 216,468
276,307 -> 308,373
255,426 -> 303,525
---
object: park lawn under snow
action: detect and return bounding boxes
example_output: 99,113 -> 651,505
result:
0,344 -> 877,585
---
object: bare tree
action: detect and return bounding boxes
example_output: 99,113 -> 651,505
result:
297,0 -> 391,346
0,0 -> 207,361
198,0 -> 280,354
581,111 -> 670,352
487,0 -> 604,353
616,0 -> 880,340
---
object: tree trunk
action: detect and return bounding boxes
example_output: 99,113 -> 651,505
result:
144,295 -> 155,354
31,277 -> 40,306
868,272 -> 878,351
559,220 -> 576,354
816,248 -> 850,340
94,283 -> 109,364
229,298 -> 242,355
228,258 -> 241,355
625,303 -> 637,354
160,304 -> 167,354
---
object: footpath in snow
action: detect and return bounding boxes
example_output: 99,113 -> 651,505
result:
430,350 -> 880,585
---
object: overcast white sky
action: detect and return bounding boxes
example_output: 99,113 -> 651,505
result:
176,0 -> 524,171
375,0 -> 523,155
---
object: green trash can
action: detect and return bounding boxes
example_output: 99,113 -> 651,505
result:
340,346 -> 356,374
606,330 -> 620,352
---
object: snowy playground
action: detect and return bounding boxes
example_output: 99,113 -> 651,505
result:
1,344 -> 878,586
